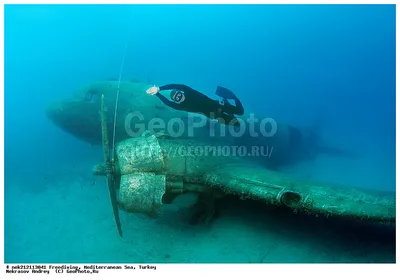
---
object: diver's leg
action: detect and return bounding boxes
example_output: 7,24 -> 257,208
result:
220,98 -> 244,116
231,97 -> 244,115
215,86 -> 244,115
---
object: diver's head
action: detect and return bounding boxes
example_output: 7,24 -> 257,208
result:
170,90 -> 185,103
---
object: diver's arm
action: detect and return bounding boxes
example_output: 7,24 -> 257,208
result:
155,92 -> 181,110
159,84 -> 192,92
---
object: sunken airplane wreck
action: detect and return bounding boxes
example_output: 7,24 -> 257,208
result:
46,79 -> 358,169
46,79 -> 395,237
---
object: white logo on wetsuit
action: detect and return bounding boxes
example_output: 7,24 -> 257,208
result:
171,90 -> 185,103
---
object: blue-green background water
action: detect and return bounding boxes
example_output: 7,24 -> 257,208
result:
4,4 -> 396,263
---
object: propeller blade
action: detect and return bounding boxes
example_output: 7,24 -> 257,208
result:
100,94 -> 123,237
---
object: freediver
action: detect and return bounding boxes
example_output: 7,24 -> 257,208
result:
146,84 -> 245,126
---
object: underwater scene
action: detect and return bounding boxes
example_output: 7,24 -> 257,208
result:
4,4 -> 396,263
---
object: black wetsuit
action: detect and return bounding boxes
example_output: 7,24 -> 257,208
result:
155,84 -> 244,126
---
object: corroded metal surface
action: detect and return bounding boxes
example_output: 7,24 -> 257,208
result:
111,135 -> 395,223
118,172 -> 166,216
116,135 -> 164,175
203,163 -> 395,223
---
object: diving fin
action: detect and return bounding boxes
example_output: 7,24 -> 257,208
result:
215,86 -> 237,100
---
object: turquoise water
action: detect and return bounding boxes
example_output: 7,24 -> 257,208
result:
4,4 -> 395,263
